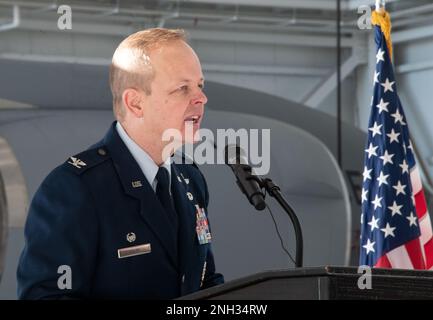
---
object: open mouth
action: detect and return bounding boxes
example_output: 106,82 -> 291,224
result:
184,115 -> 201,124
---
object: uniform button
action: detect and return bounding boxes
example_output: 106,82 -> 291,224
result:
181,274 -> 185,283
97,148 -> 107,156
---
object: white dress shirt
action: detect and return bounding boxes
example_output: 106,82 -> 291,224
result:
116,121 -> 171,192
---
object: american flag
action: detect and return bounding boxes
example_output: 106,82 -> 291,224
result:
359,16 -> 433,269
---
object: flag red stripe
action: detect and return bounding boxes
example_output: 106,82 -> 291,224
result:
424,237 -> 433,269
414,190 -> 428,219
375,254 -> 392,268
404,238 -> 426,269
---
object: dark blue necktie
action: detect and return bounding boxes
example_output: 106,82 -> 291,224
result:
155,166 -> 178,231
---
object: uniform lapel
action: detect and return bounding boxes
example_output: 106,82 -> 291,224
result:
103,122 -> 178,268
171,164 -> 198,273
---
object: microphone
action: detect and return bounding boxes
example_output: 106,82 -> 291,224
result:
224,144 -> 266,211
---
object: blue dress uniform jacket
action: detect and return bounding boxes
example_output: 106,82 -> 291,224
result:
17,122 -> 224,299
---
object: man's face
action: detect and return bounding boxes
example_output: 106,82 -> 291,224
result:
140,40 -> 207,146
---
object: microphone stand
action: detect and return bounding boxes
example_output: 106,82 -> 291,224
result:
222,143 -> 303,267
249,175 -> 304,268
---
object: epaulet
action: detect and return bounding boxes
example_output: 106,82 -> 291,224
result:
171,150 -> 199,169
64,145 -> 110,175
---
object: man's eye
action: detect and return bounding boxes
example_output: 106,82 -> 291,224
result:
198,83 -> 205,90
179,85 -> 189,92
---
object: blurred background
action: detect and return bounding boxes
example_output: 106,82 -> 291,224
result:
0,0 -> 432,299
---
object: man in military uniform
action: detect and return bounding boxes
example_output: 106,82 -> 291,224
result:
17,28 -> 224,299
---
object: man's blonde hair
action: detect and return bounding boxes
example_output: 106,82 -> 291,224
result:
109,28 -> 186,121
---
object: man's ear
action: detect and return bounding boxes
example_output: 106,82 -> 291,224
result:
122,88 -> 144,118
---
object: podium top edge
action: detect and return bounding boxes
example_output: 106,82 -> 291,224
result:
179,266 -> 433,300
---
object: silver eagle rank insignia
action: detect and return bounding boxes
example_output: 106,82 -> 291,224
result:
68,156 -> 87,169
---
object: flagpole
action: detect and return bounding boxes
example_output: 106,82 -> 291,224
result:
336,0 -> 342,167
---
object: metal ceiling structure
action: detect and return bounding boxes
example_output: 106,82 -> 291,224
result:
0,0 -> 432,37
0,0 -> 432,66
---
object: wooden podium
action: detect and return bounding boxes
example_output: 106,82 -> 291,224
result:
180,266 -> 433,300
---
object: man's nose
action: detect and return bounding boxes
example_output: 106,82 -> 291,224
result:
192,88 -> 208,105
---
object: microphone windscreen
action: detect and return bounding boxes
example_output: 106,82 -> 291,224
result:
224,144 -> 248,165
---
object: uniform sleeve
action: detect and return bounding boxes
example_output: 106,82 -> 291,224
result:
17,166 -> 99,299
198,169 -> 225,289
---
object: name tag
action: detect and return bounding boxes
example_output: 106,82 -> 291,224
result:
117,243 -> 151,259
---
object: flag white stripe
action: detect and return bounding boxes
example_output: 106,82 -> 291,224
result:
410,166 -> 423,195
420,212 -> 433,246
421,239 -> 427,266
386,245 -> 414,269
